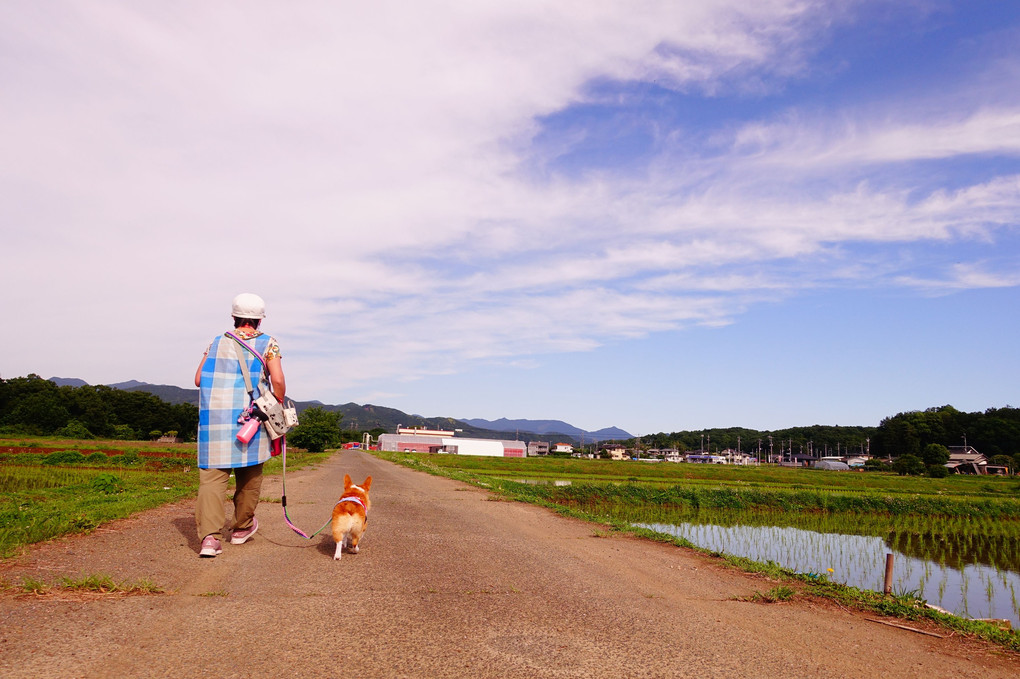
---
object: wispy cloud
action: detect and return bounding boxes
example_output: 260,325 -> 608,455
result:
732,109 -> 1020,166
2,1 -> 1019,412
896,262 -> 1020,294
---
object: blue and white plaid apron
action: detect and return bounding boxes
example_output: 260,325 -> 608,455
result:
197,332 -> 275,469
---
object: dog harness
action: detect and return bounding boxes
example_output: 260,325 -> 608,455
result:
335,495 -> 367,511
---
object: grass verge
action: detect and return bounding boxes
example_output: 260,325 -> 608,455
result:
0,438 -> 334,558
3,572 -> 164,596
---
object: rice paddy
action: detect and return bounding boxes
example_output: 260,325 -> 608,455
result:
637,520 -> 1020,626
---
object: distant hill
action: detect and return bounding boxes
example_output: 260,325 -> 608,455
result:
108,380 -> 149,390
117,382 -> 201,406
44,378 -> 610,444
460,417 -> 633,442
48,377 -> 89,387
588,426 -> 635,441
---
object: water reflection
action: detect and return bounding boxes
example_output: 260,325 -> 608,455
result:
885,531 -> 1020,573
639,521 -> 1020,628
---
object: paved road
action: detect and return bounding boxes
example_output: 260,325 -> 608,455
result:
1,450 -> 1017,678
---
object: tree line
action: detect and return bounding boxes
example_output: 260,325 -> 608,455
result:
870,405 -> 1020,459
3,374 -> 1017,465
633,424 -> 877,457
0,375 -> 198,441
630,405 -> 1019,460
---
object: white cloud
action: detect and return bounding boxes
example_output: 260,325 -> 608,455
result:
896,262 -> 1020,293
3,0 -> 1020,408
732,109 -> 1020,167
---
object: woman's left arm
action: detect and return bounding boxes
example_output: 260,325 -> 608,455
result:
267,356 -> 286,401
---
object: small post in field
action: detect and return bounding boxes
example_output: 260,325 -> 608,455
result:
883,553 -> 894,594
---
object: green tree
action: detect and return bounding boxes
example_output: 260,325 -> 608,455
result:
56,420 -> 94,440
892,454 -> 925,476
989,454 -> 1014,472
287,407 -> 343,453
863,458 -> 890,472
921,443 -> 950,466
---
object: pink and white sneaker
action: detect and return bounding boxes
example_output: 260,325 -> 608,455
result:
230,517 -> 259,545
199,535 -> 222,557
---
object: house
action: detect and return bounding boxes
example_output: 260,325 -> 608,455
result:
602,443 -> 629,460
720,449 -> 755,465
945,446 -> 988,475
379,428 -> 525,457
685,454 -> 728,464
528,441 -> 550,456
662,449 -> 683,463
552,442 -> 573,455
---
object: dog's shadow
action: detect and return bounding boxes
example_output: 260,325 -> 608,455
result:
313,535 -> 365,559
315,536 -> 335,557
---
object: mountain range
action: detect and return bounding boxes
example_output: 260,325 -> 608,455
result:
460,417 -> 632,442
47,378 -> 634,443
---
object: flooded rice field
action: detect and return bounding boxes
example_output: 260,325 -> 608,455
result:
638,519 -> 1020,627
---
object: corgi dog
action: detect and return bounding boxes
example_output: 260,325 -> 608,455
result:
332,474 -> 372,560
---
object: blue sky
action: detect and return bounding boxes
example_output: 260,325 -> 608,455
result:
2,1 -> 1019,436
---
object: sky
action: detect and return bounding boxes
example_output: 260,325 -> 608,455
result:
3,1 -> 1019,437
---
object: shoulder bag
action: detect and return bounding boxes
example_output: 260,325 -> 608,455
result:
227,332 -> 298,441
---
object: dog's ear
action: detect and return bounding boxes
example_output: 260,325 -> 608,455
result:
344,474 -> 352,488
362,476 -> 372,491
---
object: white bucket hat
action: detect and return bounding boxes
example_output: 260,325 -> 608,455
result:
231,293 -> 266,319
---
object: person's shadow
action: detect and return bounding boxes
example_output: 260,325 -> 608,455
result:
172,515 -> 237,550
172,517 -> 202,551
173,514 -> 343,558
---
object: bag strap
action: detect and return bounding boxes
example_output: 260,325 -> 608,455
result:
229,339 -> 255,398
225,331 -> 269,374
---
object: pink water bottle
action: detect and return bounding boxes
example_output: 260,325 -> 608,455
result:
237,417 -> 261,444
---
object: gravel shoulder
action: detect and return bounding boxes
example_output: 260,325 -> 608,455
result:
1,450 -> 1017,679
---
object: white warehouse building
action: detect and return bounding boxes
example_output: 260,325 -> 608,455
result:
379,428 -> 526,457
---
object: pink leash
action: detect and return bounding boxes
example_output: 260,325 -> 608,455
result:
278,436 -> 333,539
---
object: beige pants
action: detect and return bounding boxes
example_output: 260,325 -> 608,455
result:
195,464 -> 264,540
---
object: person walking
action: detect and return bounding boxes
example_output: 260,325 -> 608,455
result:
193,293 -> 286,557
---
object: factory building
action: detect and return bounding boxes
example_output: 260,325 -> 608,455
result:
379,427 -> 526,457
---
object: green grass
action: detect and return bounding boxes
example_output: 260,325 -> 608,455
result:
0,465 -> 198,558
0,437 -> 334,558
387,452 -> 1020,498
57,573 -> 164,594
745,585 -> 796,603
10,573 -> 164,596
0,435 -> 193,455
